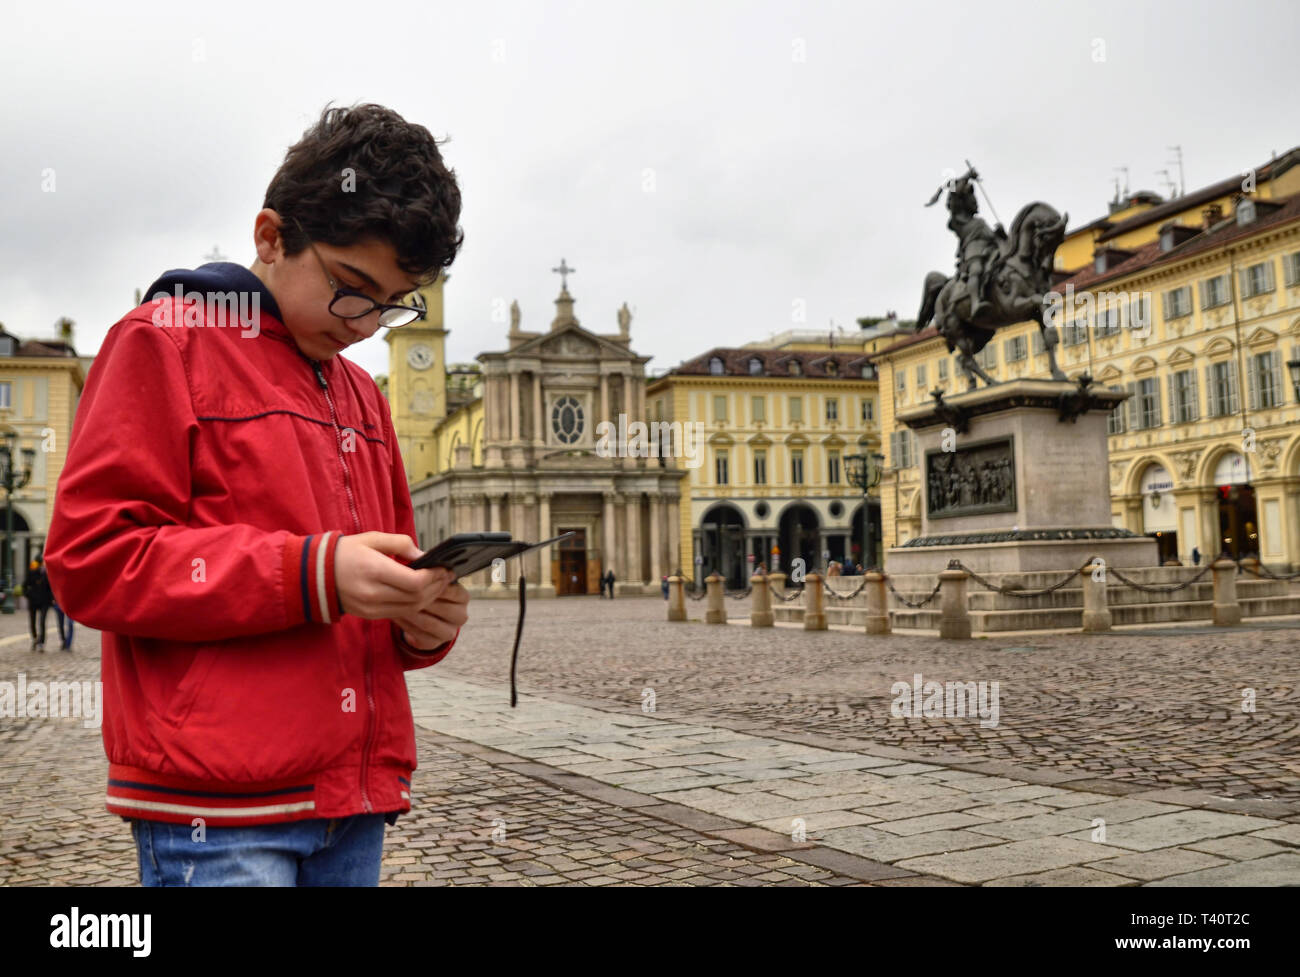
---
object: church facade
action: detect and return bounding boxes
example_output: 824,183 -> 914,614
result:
387,273 -> 685,596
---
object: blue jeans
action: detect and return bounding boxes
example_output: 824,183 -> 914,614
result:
130,814 -> 387,886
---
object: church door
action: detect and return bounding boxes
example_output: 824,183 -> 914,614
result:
556,528 -> 588,595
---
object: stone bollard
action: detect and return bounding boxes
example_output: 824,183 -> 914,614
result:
1081,561 -> 1111,633
667,575 -> 686,622
705,572 -> 726,624
768,572 -> 787,597
864,570 -> 891,635
1212,558 -> 1242,626
804,572 -> 827,630
750,572 -> 774,627
938,565 -> 971,639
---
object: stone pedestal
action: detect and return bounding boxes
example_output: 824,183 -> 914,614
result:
886,379 -> 1157,575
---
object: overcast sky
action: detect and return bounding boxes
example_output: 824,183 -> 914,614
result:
3,0 -> 1298,379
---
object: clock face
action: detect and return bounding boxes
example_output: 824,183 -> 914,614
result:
407,343 -> 434,371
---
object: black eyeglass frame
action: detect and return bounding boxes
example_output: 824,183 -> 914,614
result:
290,217 -> 428,328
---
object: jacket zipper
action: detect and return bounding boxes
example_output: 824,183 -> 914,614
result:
312,359 -> 377,815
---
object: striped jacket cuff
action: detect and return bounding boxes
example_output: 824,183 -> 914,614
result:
283,531 -> 345,625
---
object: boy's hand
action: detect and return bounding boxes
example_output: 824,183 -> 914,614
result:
393,582 -> 470,650
335,532 -> 452,620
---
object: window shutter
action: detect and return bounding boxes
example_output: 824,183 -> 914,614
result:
1264,261 -> 1276,292
1269,350 -> 1283,407
1247,355 -> 1259,410
1153,377 -> 1162,426
1126,381 -> 1139,429
1161,291 -> 1171,320
1238,268 -> 1251,298
1189,370 -> 1200,420
1199,280 -> 1208,309
1205,364 -> 1216,415
1227,362 -> 1240,414
1168,373 -> 1178,423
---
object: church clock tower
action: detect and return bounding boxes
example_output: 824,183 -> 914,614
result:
386,274 -> 449,483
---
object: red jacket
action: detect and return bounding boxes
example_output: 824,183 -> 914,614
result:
43,263 -> 457,827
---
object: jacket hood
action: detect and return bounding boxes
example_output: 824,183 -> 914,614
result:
144,262 -> 285,326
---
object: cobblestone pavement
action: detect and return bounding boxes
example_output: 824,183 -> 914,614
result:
0,618 -> 897,886
439,595 -> 1300,805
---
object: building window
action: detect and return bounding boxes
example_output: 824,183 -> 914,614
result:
751,395 -> 765,423
1063,318 -> 1088,346
754,450 -> 767,484
828,450 -> 841,484
825,359 -> 838,376
788,396 -> 803,423
1239,261 -> 1276,298
788,359 -> 802,376
713,395 -> 728,422
1004,335 -> 1027,362
715,450 -> 729,485
825,398 -> 839,422
1096,304 -> 1121,337
1284,252 -> 1300,287
1129,294 -> 1150,332
860,398 -> 874,422
888,430 -> 914,469
1200,274 -> 1230,310
1172,369 -> 1199,423
860,363 -> 876,379
1107,398 -> 1125,435
709,356 -> 724,375
1032,330 -> 1045,355
748,356 -> 764,376
551,395 -> 584,444
1248,350 -> 1283,409
0,382 -> 9,409
938,358 -> 949,381
895,369 -> 906,393
1207,360 -> 1239,416
1137,377 -> 1161,429
1162,285 -> 1192,320
791,449 -> 804,485
975,344 -> 998,369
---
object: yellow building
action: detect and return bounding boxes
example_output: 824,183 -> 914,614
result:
647,341 -> 883,587
872,146 -> 1300,570
0,320 -> 88,579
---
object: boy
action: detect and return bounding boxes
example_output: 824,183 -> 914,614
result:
43,103 -> 469,886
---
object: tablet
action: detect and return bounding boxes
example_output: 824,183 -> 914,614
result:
408,531 -> 577,580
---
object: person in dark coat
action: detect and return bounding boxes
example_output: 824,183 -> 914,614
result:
53,596 -> 75,651
661,575 -> 670,600
24,555 -> 55,652
604,569 -> 616,598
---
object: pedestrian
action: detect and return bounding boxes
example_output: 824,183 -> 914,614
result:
24,555 -> 54,652
1192,546 -> 1201,566
842,558 -> 854,576
755,562 -> 768,576
826,561 -> 841,577
53,595 -> 76,651
42,104 -> 470,888
604,568 -> 616,599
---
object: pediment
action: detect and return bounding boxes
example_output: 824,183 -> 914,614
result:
1205,336 -> 1236,357
511,322 -> 636,361
1244,325 -> 1279,349
1165,345 -> 1196,366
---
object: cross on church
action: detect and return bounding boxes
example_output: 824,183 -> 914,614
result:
551,258 -> 576,289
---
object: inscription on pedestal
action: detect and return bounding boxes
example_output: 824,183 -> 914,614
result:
926,437 -> 1016,520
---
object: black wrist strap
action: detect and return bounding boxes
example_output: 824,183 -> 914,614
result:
509,573 -> 526,708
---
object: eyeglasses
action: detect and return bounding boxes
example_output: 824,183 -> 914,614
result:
292,217 -> 427,328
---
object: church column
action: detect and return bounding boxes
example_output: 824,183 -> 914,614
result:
600,372 -> 609,429
509,371 -> 520,442
625,491 -> 642,586
602,492 -> 617,583
648,493 -> 662,584
533,373 -> 544,443
488,495 -> 502,532
536,492 -> 555,592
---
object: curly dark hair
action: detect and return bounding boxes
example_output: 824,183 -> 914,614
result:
264,103 -> 464,285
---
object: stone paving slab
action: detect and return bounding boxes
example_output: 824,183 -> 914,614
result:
400,671 -> 1300,885
1145,853 -> 1300,886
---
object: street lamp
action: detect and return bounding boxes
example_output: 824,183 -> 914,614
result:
844,450 -> 885,571
0,432 -> 35,614
1287,358 -> 1300,404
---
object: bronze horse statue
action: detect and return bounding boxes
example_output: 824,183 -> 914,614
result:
917,198 -> 1069,388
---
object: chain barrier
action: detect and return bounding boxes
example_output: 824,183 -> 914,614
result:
727,585 -> 754,600
1105,562 -> 1213,593
886,578 -> 943,608
685,587 -> 707,601
769,581 -> 807,602
1233,559 -> 1300,582
951,559 -> 1095,599
823,578 -> 869,601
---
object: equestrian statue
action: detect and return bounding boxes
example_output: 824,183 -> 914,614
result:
916,163 -> 1069,388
